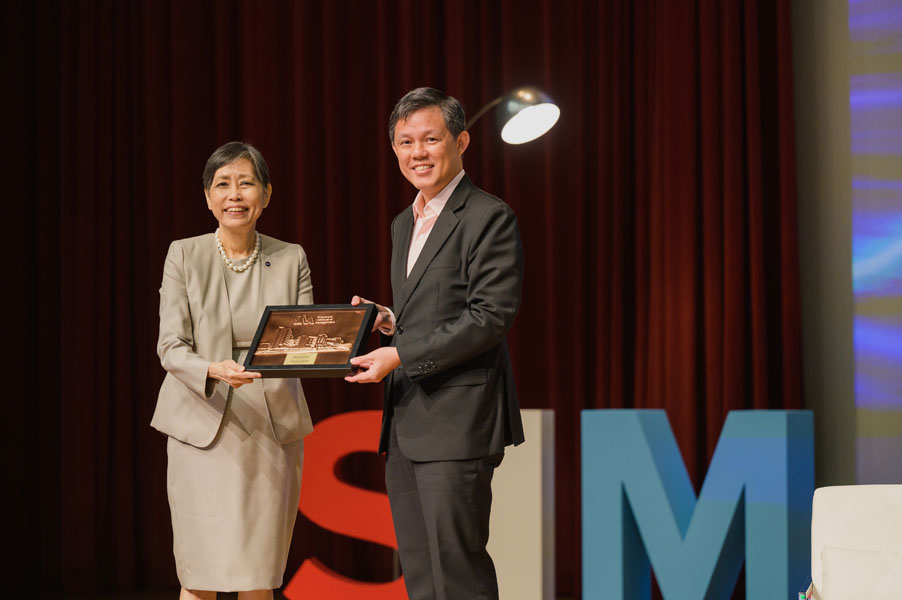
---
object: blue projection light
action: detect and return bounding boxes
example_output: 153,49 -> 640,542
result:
582,410 -> 813,600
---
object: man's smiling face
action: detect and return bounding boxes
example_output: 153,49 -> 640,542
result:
392,106 -> 470,201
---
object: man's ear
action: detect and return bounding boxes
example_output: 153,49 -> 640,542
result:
456,130 -> 471,155
263,183 -> 272,208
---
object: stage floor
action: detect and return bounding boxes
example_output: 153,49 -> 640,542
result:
53,593 -> 575,599
55,593 -> 289,599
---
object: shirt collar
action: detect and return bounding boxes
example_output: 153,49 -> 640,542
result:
412,169 -> 466,220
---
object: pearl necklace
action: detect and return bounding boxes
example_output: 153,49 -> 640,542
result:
215,228 -> 261,273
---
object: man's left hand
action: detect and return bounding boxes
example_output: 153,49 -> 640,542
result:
345,347 -> 401,383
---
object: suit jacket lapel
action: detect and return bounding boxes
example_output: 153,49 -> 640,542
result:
258,237 -> 274,308
394,176 -> 471,319
254,237 -> 284,435
204,234 -> 235,363
392,208 -> 414,304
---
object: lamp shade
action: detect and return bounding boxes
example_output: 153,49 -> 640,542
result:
496,86 -> 560,144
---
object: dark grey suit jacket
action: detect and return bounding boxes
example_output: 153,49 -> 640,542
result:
379,174 -> 526,461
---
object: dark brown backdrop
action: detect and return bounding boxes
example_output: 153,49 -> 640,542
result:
9,0 -> 800,597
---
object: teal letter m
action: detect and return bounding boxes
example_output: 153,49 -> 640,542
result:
582,410 -> 813,599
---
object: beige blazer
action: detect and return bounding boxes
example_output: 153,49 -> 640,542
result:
151,233 -> 314,448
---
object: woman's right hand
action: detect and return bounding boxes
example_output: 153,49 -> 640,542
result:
207,360 -> 261,389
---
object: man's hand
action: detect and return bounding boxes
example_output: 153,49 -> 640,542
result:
345,347 -> 401,383
208,359 -> 261,389
351,295 -> 392,332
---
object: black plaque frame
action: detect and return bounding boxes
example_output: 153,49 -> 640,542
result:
244,303 -> 377,378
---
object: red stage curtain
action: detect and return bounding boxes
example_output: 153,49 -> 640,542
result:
10,0 -> 800,597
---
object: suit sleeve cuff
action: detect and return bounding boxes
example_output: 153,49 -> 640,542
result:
378,307 -> 397,336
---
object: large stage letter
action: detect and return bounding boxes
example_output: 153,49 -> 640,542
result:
283,410 -> 405,599
582,410 -> 813,599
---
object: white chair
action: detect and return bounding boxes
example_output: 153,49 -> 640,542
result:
810,485 -> 902,599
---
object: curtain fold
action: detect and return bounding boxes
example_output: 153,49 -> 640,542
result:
12,0 -> 800,597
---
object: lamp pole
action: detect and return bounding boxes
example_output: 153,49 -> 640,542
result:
466,95 -> 505,131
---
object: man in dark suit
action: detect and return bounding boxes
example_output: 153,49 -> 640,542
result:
345,87 -> 525,600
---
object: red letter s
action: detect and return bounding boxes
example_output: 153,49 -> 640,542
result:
283,410 -> 406,599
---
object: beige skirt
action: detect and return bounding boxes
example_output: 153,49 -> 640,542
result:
166,363 -> 303,592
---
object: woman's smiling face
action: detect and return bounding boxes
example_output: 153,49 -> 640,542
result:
205,157 -> 271,231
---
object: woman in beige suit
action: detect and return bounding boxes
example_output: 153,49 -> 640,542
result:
152,142 -> 313,600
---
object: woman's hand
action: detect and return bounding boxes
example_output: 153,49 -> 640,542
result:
207,360 -> 261,389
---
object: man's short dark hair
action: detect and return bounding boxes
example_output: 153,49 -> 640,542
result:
388,87 -> 466,142
202,141 -> 270,190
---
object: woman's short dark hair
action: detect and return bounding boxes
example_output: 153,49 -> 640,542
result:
388,87 -> 466,142
202,141 -> 270,190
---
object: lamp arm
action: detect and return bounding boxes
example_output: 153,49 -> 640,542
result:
465,95 -> 505,130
